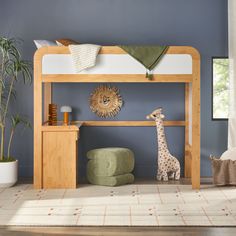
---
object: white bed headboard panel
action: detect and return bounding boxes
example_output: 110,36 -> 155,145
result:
42,54 -> 192,75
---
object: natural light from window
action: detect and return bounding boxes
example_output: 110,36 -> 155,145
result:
213,58 -> 229,119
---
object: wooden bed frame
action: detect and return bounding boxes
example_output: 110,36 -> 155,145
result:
34,46 -> 200,189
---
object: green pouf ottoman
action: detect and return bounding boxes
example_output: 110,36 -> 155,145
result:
86,147 -> 135,186
87,173 -> 134,187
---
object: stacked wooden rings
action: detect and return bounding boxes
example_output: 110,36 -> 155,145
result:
48,104 -> 57,125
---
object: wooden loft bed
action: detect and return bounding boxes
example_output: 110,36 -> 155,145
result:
34,46 -> 200,189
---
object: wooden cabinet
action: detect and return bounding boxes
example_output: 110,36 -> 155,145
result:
42,126 -> 79,189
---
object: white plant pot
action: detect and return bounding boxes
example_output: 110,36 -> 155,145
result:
0,160 -> 18,188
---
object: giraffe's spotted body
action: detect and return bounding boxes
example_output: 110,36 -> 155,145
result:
147,108 -> 181,181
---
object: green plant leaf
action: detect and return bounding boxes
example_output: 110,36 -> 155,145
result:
11,114 -> 31,130
0,36 -> 32,160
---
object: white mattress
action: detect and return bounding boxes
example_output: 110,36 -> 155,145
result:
42,54 -> 192,75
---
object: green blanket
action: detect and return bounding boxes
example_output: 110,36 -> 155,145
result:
119,45 -> 169,80
87,172 -> 134,187
87,147 -> 134,176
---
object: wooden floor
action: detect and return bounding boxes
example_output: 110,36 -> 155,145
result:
1,226 -> 236,236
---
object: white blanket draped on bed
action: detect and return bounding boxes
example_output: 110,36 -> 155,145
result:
69,44 -> 101,73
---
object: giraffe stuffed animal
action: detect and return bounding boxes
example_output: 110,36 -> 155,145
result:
146,108 -> 181,181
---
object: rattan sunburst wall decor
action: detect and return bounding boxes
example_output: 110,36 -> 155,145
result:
89,85 -> 123,118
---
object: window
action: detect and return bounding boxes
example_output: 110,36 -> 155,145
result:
212,58 -> 229,120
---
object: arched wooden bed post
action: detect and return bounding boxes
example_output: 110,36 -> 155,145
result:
34,46 -> 201,189
34,51 -> 43,189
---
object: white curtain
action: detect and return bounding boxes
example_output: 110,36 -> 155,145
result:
228,0 -> 236,149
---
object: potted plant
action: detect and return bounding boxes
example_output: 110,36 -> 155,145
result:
0,37 -> 32,187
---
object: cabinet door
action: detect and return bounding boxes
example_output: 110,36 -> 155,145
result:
43,131 -> 78,189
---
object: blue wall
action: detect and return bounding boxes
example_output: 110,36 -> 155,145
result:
0,0 -> 228,178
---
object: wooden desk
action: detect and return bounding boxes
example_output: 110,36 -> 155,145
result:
42,124 -> 80,189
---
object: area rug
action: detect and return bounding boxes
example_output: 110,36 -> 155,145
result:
0,184 -> 236,226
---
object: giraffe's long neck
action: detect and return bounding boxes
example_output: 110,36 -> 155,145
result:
155,118 -> 170,156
